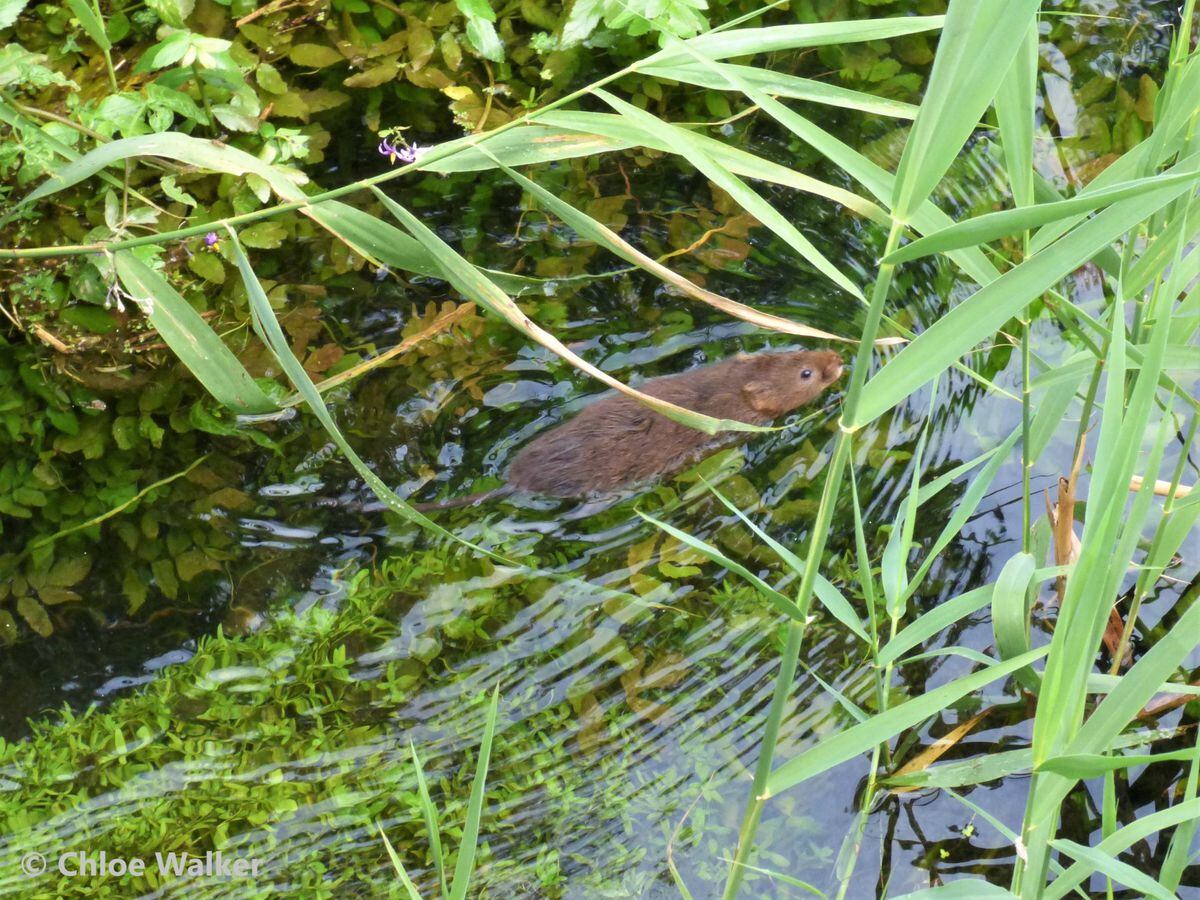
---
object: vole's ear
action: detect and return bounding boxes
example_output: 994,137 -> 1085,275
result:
741,381 -> 777,415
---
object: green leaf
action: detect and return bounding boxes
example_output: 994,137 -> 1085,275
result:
465,18 -> 504,62
305,200 -> 440,278
854,157 -> 1200,427
409,741 -> 448,899
373,187 -> 770,435
993,19 -> 1037,207
19,132 -> 308,211
61,305 -> 118,333
594,89 -> 865,301
766,647 -> 1047,795
226,228 -> 502,555
535,111 -> 887,223
700,479 -> 871,643
991,552 -> 1039,691
0,0 -> 31,30
448,685 -> 500,900
377,823 -> 423,900
638,60 -> 918,119
239,221 -> 288,249
16,595 -> 52,637
1049,840 -> 1174,900
145,0 -> 193,28
637,510 -> 806,622
289,43 -> 345,68
1038,748 -> 1200,779
65,0 -> 110,50
883,170 -> 1200,265
890,0 -> 1041,221
645,15 -> 945,66
1044,797 -> 1200,899
0,44 -> 76,91
491,156 -> 854,343
114,252 -> 276,414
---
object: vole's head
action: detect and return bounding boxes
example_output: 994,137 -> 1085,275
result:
740,350 -> 845,418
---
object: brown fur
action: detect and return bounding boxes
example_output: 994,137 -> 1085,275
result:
504,349 -> 844,497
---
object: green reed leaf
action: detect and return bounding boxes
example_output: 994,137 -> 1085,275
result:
594,89 -> 866,301
884,170 -> 1200,265
537,110 -> 887,223
699,478 -> 870,643
114,252 -> 276,414
994,19 -> 1036,208
766,647 -> 1047,795
20,132 -> 308,209
448,684 -> 499,900
644,15 -> 945,66
854,160 -> 1199,427
1049,840 -> 1174,900
637,510 -> 805,622
492,156 -> 858,344
226,228 -> 503,557
890,0 -> 1041,222
373,187 -> 769,435
638,61 -> 918,119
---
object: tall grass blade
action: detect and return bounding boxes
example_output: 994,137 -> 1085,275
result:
1048,840 -> 1174,900
20,132 -> 308,209
378,822 -> 424,900
990,552 -> 1039,690
114,252 -> 276,414
638,61 -> 918,119
490,157 -> 858,343
766,648 -> 1046,795
855,160 -> 1199,427
1045,797 -> 1200,899
994,19 -> 1037,208
537,110 -> 888,224
644,16 -> 945,66
225,228 -> 503,556
699,479 -> 870,643
890,0 -> 1041,222
594,89 -> 865,301
636,511 -> 806,622
883,171 -> 1200,265
409,740 -> 449,899
448,684 -> 500,900
373,188 -> 770,436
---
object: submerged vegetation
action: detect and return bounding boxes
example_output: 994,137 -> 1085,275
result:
2,0 -> 1199,896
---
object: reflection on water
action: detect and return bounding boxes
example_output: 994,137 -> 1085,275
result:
2,2 -> 1195,897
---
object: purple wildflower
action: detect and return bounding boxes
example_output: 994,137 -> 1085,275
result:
397,143 -> 427,164
378,137 -> 427,166
203,231 -> 221,252
378,137 -> 400,164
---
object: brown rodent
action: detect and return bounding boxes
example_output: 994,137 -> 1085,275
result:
417,349 -> 844,507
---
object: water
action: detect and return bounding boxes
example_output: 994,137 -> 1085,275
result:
2,3 -> 1195,896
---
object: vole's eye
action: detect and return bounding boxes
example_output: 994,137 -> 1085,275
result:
800,369 -> 813,380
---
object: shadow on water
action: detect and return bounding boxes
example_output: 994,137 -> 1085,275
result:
2,2 -> 1197,897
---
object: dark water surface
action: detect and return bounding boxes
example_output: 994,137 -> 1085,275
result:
3,3 -> 1197,897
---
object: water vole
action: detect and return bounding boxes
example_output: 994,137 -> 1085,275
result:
420,349 -> 844,506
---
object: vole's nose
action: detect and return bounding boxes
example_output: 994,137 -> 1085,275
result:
825,361 -> 845,382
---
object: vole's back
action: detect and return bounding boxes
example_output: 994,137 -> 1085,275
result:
505,351 -> 840,497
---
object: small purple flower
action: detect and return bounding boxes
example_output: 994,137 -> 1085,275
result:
378,137 -> 427,166
396,143 -> 427,164
378,137 -> 401,164
203,231 -> 221,252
